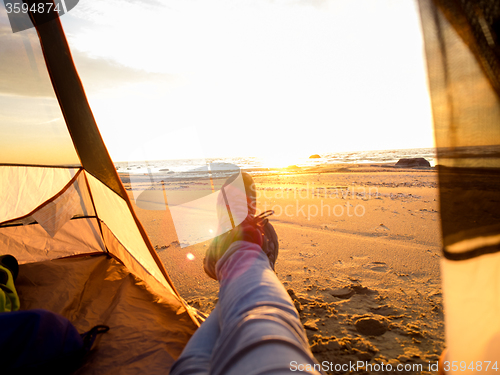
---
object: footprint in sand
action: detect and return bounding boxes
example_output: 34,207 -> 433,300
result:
369,305 -> 402,317
329,287 -> 355,299
329,284 -> 378,299
363,261 -> 388,272
354,317 -> 388,336
374,223 -> 390,232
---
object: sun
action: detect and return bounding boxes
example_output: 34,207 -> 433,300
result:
260,152 -> 304,169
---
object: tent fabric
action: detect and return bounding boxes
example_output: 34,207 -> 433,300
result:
418,0 -> 500,254
0,218 -> 104,264
1,2 -> 202,358
418,0 -> 500,370
25,5 -> 186,301
429,0 -> 500,97
0,164 -> 188,305
85,172 -> 177,297
0,166 -> 79,224
0,165 -> 201,372
100,222 -> 178,300
16,254 -> 198,375
31,171 -> 94,237
441,253 -> 500,367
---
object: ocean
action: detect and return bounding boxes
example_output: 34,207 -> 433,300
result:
115,147 -> 437,179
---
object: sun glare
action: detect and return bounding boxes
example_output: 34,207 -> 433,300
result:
57,0 -> 434,161
261,152 -> 305,169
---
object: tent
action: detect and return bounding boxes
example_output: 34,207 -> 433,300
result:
1,0 -> 499,373
0,2 -> 202,373
419,0 -> 500,371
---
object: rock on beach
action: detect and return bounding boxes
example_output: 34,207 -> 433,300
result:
395,158 -> 431,168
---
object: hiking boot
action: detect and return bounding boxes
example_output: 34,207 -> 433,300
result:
256,210 -> 279,270
203,172 -> 279,280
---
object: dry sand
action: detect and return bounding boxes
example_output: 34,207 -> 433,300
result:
123,163 -> 444,374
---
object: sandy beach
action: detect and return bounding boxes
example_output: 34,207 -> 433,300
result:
122,163 -> 444,374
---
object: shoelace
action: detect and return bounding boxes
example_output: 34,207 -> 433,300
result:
254,210 -> 275,226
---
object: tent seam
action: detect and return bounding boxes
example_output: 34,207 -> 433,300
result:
0,164 -> 81,169
0,215 -> 98,228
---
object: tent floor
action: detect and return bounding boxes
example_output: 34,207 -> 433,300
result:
16,254 -> 196,374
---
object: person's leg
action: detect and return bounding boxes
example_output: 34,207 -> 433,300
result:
209,240 -> 323,375
169,306 -> 220,375
174,171 -> 322,374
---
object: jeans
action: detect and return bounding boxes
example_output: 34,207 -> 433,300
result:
170,241 -> 323,375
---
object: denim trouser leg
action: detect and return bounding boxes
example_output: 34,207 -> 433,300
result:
171,241 -> 323,375
169,305 -> 220,375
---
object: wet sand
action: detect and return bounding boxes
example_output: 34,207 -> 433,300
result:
122,163 -> 444,374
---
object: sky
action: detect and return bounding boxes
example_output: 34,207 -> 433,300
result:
0,0 -> 435,164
